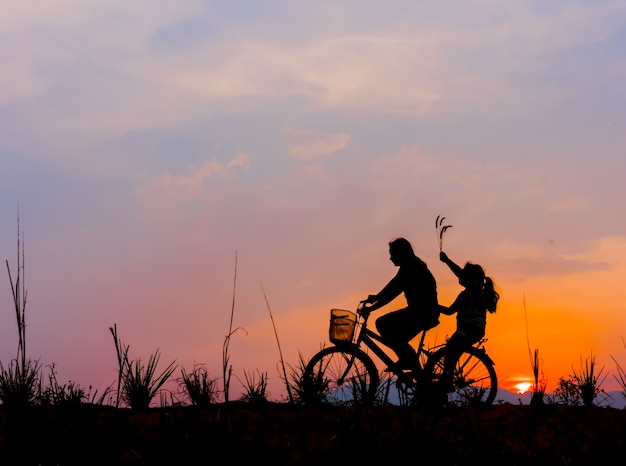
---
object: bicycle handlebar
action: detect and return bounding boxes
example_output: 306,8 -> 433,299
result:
356,301 -> 372,318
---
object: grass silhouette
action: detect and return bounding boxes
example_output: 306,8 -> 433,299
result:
178,363 -> 219,407
110,324 -> 177,409
0,211 -> 41,409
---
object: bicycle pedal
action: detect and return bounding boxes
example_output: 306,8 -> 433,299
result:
396,373 -> 415,386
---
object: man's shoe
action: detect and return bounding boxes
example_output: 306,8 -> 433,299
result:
438,373 -> 454,392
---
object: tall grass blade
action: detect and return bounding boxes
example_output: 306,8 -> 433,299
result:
260,281 -> 292,403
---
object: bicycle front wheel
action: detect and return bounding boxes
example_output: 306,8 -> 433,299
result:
424,346 -> 497,407
303,346 -> 380,406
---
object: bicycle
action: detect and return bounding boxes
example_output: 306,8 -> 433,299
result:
303,303 -> 498,407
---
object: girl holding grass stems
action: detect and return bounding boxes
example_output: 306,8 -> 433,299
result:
438,250 -> 500,387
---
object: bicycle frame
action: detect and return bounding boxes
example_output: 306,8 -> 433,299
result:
362,320 -> 428,368
336,307 -> 491,380
339,309 -> 431,377
310,304 -> 499,406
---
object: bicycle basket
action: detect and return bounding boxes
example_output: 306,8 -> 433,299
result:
329,309 -> 357,344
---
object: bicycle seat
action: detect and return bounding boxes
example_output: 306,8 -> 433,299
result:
424,318 -> 440,331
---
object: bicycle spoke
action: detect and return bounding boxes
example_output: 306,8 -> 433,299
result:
424,346 -> 497,407
304,347 -> 379,406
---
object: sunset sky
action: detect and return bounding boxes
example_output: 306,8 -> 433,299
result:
1,1 -> 626,403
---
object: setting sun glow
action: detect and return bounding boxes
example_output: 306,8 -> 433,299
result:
515,383 -> 533,395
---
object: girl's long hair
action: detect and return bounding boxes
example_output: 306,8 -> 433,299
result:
463,262 -> 500,313
484,276 -> 500,313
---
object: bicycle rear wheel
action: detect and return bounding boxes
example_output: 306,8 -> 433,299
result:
424,346 -> 497,407
303,346 -> 380,406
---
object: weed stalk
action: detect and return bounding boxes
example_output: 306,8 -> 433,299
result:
260,281 -> 292,403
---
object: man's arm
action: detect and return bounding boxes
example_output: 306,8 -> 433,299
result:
363,273 -> 402,311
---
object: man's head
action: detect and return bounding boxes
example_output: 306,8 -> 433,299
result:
389,237 -> 414,265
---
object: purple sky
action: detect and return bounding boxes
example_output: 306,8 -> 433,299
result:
1,1 -> 626,403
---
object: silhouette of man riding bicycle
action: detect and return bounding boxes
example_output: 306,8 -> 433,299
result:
359,237 -> 440,372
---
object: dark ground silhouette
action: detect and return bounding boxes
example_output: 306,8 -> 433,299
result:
1,402 -> 626,465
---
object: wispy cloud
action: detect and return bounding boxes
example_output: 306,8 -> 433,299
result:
281,125 -> 350,160
134,154 -> 249,219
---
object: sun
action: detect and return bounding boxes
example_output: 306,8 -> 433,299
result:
514,382 -> 533,394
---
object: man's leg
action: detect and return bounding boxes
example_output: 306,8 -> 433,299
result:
375,309 -> 420,370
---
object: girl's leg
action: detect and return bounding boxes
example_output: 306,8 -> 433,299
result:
442,330 -> 483,387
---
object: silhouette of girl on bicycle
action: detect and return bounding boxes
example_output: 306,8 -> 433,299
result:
438,251 -> 500,387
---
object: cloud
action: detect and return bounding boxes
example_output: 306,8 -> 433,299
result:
4,0 -> 625,163
490,240 -> 545,261
281,125 -> 350,160
545,193 -> 589,212
563,236 -> 626,269
134,154 -> 249,219
0,61 -> 46,105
